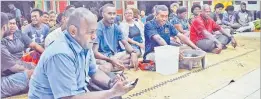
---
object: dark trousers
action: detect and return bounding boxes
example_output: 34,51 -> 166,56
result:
196,34 -> 231,52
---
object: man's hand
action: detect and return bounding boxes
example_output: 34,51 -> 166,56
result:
130,53 -> 139,71
109,58 -> 125,70
231,38 -> 237,48
174,37 -> 182,45
110,75 -> 135,97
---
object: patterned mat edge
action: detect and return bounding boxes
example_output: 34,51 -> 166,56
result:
123,49 -> 258,99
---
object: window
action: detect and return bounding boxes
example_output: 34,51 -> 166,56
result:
248,1 -> 257,4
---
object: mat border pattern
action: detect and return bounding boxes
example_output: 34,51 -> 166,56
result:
123,49 -> 257,99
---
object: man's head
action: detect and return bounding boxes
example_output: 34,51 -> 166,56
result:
240,2 -> 247,12
8,4 -> 15,10
170,3 -> 179,13
201,4 -> 212,18
124,8 -> 134,21
191,4 -> 201,16
140,10 -> 146,17
1,12 -> 9,39
48,10 -> 56,22
214,3 -> 224,14
31,9 -> 43,25
225,5 -> 234,15
22,19 -> 29,26
65,5 -> 75,11
42,12 -> 49,24
100,4 -> 116,25
7,14 -> 18,34
176,7 -> 187,19
66,7 -> 97,49
61,8 -> 75,30
155,5 -> 169,26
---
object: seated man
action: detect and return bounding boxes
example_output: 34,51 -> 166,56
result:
234,2 -> 254,32
171,7 -> 189,36
23,9 -> 50,47
222,5 -> 241,29
45,7 -> 75,48
144,5 -> 200,62
170,7 -> 190,45
190,4 -> 237,54
210,3 -> 224,25
1,12 -> 34,98
41,12 -> 49,25
28,8 -> 135,99
93,4 -> 139,73
2,14 -> 44,64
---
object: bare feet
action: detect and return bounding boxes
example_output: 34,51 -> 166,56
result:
211,48 -> 222,54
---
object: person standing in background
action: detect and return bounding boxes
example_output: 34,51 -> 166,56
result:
8,3 -> 22,30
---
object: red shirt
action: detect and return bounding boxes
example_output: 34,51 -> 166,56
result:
190,14 -> 221,44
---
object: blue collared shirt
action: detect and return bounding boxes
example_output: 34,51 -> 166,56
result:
28,30 -> 97,99
144,19 -> 178,59
96,21 -> 125,57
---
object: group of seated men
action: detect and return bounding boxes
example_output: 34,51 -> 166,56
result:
1,2 -> 259,98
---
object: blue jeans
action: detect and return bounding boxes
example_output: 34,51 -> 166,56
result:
1,72 -> 29,98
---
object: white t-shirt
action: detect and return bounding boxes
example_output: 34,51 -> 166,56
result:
44,27 -> 63,48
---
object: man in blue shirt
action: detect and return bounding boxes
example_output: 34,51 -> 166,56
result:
28,8 -> 135,99
93,4 -> 139,73
1,12 -> 35,98
144,5 -> 200,61
23,9 -> 50,47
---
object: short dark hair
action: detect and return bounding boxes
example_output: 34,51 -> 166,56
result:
225,5 -> 234,12
63,8 -> 75,17
215,3 -> 224,9
65,5 -> 75,11
155,5 -> 168,15
43,12 -> 49,15
48,10 -> 56,15
191,4 -> 201,13
31,8 -> 43,16
1,12 -> 9,28
176,7 -> 187,15
100,3 -> 115,14
241,2 -> 246,6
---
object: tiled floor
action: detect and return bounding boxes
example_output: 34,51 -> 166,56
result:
205,68 -> 260,99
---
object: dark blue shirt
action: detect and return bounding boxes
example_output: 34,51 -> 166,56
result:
28,30 -> 96,99
96,21 -> 125,57
23,24 -> 50,46
144,19 -> 178,59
